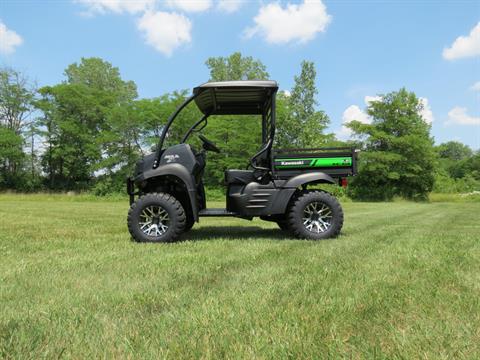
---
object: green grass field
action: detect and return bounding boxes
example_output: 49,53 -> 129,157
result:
1,195 -> 479,359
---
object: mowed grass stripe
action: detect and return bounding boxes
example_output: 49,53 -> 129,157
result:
1,196 -> 479,358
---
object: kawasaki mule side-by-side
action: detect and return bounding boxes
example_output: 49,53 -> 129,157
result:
127,80 -> 358,242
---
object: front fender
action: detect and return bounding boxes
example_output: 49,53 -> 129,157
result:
283,172 -> 336,188
136,163 -> 199,221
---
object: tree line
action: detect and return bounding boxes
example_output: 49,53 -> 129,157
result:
1,53 -> 479,200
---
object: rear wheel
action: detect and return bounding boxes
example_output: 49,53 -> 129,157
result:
128,192 -> 186,242
287,191 -> 343,240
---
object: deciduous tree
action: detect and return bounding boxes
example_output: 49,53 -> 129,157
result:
36,58 -> 138,190
347,88 -> 435,200
276,61 -> 332,148
0,68 -> 36,188
205,52 -> 268,82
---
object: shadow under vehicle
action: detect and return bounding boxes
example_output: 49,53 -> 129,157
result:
127,80 -> 358,242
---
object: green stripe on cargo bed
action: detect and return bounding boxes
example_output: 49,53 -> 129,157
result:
274,157 -> 352,168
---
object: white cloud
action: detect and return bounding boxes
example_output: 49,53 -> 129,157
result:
470,81 -> 480,92
364,95 -> 381,105
244,0 -> 331,44
342,104 -> 371,125
337,100 -> 372,140
74,1 -> 196,56
337,95 -> 434,139
137,11 -> 192,56
166,0 -> 212,12
364,95 -> 433,124
217,0 -> 244,13
446,107 -> 480,126
443,22 -> 480,60
75,0 -> 155,14
0,20 -> 23,54
336,126 -> 354,140
419,97 -> 434,124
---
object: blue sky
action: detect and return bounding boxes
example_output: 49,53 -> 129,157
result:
1,0 -> 479,149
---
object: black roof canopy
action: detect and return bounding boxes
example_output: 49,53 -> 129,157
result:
193,80 -> 278,115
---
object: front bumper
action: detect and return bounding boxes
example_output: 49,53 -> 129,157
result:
126,177 -> 135,205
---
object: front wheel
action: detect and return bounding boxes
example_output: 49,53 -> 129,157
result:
276,220 -> 290,231
127,192 -> 186,242
287,191 -> 343,240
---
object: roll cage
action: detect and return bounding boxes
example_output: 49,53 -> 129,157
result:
153,80 -> 279,170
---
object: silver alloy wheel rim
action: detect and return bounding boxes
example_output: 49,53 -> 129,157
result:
139,205 -> 169,237
303,201 -> 333,233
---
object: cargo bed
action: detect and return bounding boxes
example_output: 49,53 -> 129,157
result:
272,147 -> 358,179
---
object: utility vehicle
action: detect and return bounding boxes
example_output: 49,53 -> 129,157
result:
127,80 -> 358,242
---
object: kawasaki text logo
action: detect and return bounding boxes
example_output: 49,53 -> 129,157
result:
165,154 -> 180,163
280,161 -> 304,166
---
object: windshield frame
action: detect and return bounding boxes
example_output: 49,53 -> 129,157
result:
152,85 -> 277,169
153,94 -> 197,168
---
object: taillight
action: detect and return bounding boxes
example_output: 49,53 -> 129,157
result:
340,178 -> 348,188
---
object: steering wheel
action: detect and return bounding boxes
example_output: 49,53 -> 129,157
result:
198,134 -> 221,153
